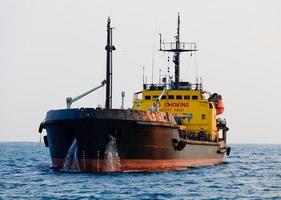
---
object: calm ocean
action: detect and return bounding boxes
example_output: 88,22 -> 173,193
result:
0,143 -> 280,199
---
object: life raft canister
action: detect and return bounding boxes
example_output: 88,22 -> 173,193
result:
216,95 -> 224,115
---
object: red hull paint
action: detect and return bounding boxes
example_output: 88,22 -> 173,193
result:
52,157 -> 224,172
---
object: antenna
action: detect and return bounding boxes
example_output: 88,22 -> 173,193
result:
142,65 -> 145,85
159,13 -> 198,89
151,43 -> 155,84
159,33 -> 162,50
121,91 -> 125,109
159,69 -> 162,84
151,21 -> 158,84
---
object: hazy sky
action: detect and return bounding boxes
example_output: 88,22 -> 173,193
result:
1,0 -> 281,143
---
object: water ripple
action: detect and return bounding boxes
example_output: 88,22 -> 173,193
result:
0,143 -> 281,199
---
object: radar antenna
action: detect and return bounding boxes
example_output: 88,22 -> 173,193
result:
159,13 -> 197,89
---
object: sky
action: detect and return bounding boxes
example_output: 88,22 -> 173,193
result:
1,0 -> 281,143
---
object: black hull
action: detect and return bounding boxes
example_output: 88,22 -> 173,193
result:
41,108 -> 227,172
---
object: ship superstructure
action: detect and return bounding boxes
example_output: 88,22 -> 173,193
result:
133,14 -> 228,145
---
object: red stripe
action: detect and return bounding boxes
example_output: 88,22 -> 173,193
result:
52,157 -> 224,172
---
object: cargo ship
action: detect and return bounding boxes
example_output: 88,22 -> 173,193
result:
39,15 -> 230,172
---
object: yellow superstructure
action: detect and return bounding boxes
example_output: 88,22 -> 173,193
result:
130,14 -> 227,142
133,86 -> 218,140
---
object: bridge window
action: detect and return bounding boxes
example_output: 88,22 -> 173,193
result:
184,95 -> 190,100
153,95 -> 159,99
201,114 -> 206,120
161,95 -> 167,100
145,96 -> 151,100
176,95 -> 182,100
168,95 -> 174,99
192,95 -> 198,100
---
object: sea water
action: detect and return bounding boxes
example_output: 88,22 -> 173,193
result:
0,143 -> 280,199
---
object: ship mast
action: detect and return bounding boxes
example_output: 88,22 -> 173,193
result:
105,17 -> 115,109
175,13 -> 180,85
159,13 -> 197,89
